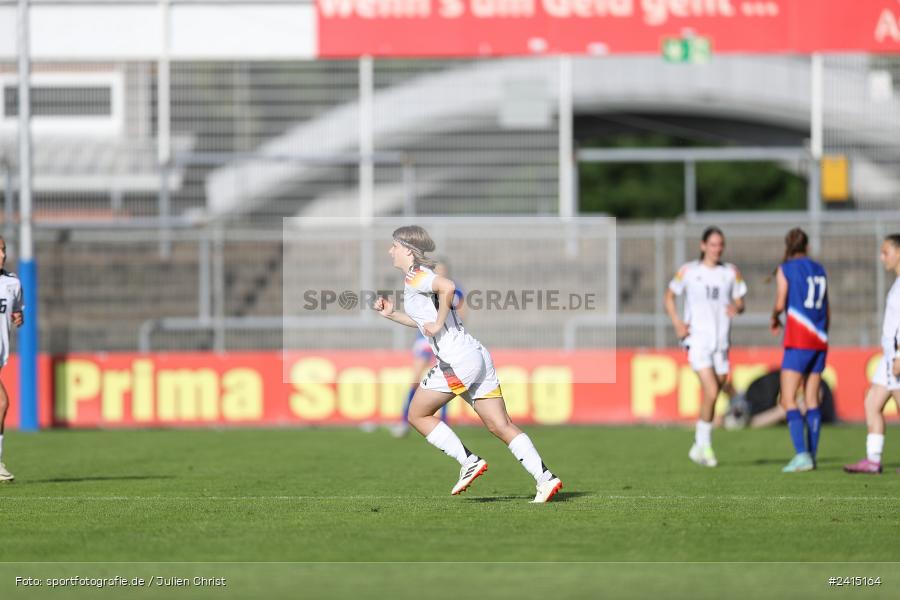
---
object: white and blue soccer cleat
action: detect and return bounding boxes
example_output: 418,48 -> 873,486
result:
782,452 -> 815,473
0,462 -> 14,482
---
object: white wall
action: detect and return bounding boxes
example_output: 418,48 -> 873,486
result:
0,2 -> 317,61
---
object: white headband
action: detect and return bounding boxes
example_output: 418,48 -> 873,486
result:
393,237 -> 419,253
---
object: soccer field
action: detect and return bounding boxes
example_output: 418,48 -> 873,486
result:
1,426 -> 899,599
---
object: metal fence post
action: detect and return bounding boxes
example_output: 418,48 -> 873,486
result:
359,56 -> 374,225
360,224 -> 374,323
684,160 -> 697,218
673,220 -> 686,274
402,155 -> 416,217
2,161 -> 13,243
558,56 -> 574,220
198,228 -> 212,320
212,224 -> 226,352
808,53 -> 824,256
875,220 -> 886,345
157,0 -> 172,259
17,0 -> 39,432
654,221 -> 666,349
807,157 -> 822,255
158,163 -> 172,258
606,220 -> 618,322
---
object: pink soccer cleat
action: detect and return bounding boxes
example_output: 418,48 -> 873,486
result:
843,458 -> 882,474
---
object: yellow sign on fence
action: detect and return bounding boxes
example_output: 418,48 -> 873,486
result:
821,155 -> 850,202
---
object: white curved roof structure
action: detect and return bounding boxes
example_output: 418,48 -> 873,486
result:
206,55 -> 900,217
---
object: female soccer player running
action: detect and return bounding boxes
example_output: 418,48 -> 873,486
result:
392,260 -> 462,438
374,226 -> 562,503
0,236 -> 25,483
844,233 -> 900,475
665,227 -> 747,467
770,228 -> 829,473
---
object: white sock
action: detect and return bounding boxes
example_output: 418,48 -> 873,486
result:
508,433 -> 551,482
695,420 -> 713,448
425,421 -> 470,466
867,433 -> 885,463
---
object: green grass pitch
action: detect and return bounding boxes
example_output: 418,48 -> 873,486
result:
1,425 -> 899,599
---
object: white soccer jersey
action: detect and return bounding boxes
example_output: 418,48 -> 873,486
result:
0,270 -> 24,367
669,260 -> 747,352
404,265 -> 479,364
882,278 -> 900,360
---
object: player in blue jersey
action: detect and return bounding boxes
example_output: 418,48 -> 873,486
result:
769,228 -> 829,472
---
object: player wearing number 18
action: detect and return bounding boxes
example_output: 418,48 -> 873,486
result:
769,228 -> 829,473
665,227 -> 747,468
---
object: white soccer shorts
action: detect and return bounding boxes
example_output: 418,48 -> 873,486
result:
687,344 -> 730,376
872,354 -> 900,391
420,345 -> 502,405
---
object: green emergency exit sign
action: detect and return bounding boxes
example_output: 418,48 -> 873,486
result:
662,37 -> 712,63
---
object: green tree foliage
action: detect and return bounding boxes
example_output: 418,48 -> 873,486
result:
696,161 -> 806,212
579,134 -> 806,219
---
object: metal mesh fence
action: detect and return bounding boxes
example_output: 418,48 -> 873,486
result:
3,55 -> 900,225
0,51 -> 899,355
280,218 -> 615,358
372,59 -> 559,216
823,54 -> 900,211
0,218 -> 886,354
1,61 -> 164,219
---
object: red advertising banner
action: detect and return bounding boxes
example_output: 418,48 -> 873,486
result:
35,347 -> 896,429
316,0 -> 900,57
3,355 -> 55,430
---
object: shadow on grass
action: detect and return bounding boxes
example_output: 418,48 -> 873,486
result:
26,475 -> 176,484
465,491 -> 589,503
727,457 -> 842,467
